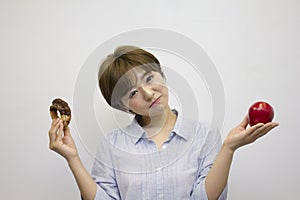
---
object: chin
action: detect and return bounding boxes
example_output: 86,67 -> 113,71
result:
149,105 -> 168,116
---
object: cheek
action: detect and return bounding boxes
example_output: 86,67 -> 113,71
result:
129,99 -> 141,110
158,84 -> 168,96
154,78 -> 167,91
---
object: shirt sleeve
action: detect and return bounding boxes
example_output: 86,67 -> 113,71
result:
91,138 -> 121,200
190,125 -> 228,200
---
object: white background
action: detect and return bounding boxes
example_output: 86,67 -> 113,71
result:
1,0 -> 299,199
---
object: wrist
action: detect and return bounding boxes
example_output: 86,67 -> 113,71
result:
221,144 -> 235,156
67,155 -> 81,167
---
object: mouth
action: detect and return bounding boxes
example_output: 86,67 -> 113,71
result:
150,96 -> 161,107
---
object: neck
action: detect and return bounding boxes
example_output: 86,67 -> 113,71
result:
138,106 -> 176,136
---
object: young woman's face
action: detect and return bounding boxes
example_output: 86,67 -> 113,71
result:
120,68 -> 169,117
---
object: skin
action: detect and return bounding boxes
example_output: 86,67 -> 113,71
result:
48,69 -> 279,200
120,68 -> 177,144
48,119 -> 97,200
205,119 -> 278,200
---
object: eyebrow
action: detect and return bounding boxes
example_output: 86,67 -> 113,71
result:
141,71 -> 151,80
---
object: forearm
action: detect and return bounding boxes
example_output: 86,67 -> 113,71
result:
205,145 -> 234,200
67,156 -> 97,200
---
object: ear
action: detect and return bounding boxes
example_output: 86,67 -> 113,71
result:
120,103 -> 135,115
128,109 -> 136,115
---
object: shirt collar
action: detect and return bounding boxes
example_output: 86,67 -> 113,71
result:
123,117 -> 145,144
124,109 -> 189,145
171,109 -> 189,140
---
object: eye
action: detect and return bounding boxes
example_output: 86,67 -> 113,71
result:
129,90 -> 137,99
146,75 -> 154,83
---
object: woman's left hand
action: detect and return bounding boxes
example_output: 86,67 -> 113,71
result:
223,116 -> 279,152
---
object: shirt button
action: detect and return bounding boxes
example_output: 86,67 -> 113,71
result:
162,144 -> 167,149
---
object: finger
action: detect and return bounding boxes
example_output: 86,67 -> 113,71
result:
48,119 -> 61,142
248,122 -> 278,142
239,115 -> 249,128
63,126 -> 71,137
264,122 -> 279,128
254,122 -> 279,139
246,122 -> 264,136
51,118 -> 60,126
55,120 -> 64,142
270,122 -> 279,127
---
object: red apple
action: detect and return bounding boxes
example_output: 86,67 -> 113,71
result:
248,101 -> 274,126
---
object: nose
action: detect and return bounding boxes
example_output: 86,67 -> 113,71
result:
140,85 -> 154,100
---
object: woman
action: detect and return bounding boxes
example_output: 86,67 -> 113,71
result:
48,46 -> 278,200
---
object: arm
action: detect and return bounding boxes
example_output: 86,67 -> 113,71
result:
190,125 -> 228,200
67,156 -> 97,200
48,119 -> 98,200
204,116 -> 279,200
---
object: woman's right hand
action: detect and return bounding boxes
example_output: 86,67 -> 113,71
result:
48,118 -> 78,162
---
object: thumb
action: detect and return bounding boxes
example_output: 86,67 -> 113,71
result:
240,115 -> 249,128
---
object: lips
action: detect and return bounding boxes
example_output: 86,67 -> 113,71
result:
150,96 -> 161,107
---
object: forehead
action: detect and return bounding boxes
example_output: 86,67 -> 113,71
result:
119,66 -> 152,84
111,66 -> 151,102
125,67 -> 149,78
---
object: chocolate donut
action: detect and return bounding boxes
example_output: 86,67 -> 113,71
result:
49,98 -> 71,127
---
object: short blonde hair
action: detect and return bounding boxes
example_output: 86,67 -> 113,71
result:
98,45 -> 164,112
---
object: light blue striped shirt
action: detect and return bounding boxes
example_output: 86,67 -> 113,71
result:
91,110 -> 227,200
